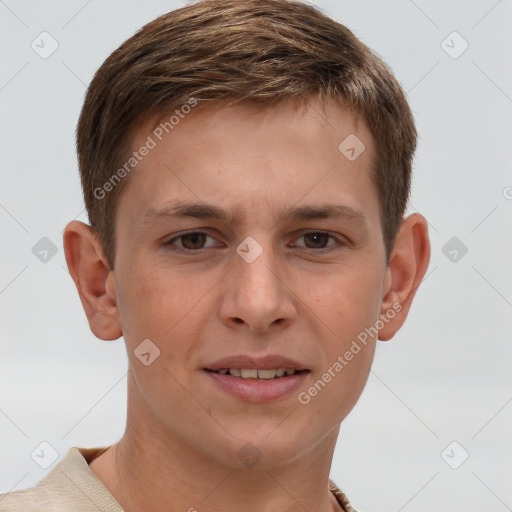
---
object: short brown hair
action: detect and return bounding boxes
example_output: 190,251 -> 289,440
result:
76,0 -> 417,269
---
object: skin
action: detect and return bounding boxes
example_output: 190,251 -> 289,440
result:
63,97 -> 430,512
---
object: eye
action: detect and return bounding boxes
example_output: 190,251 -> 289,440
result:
294,231 -> 339,250
164,230 -> 342,253
165,231 -> 218,251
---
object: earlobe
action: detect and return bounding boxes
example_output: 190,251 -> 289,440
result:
63,220 -> 123,341
378,213 -> 431,341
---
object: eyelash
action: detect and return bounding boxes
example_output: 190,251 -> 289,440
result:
163,230 -> 344,254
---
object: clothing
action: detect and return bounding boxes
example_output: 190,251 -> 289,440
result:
0,447 -> 357,511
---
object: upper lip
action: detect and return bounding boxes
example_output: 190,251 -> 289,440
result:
205,355 -> 309,371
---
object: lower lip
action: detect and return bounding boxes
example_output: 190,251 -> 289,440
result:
204,370 -> 310,403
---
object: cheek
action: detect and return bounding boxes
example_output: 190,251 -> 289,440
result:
307,264 -> 383,335
301,265 -> 381,400
116,264 -> 212,376
117,263 -> 191,335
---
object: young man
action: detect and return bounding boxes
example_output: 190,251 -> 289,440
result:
1,0 -> 429,510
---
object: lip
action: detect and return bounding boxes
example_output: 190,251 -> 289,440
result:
204,369 -> 310,403
205,354 -> 309,371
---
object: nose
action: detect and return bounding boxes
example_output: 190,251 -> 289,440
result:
219,237 -> 297,334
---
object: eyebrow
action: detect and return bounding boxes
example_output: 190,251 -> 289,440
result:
139,201 -> 368,228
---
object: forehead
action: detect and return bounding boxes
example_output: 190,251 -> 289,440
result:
116,98 -> 378,230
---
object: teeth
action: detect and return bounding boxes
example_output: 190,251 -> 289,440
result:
240,369 -> 258,379
219,368 -> 297,379
256,369 -> 277,380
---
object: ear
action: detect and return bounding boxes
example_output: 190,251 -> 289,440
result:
378,213 -> 430,341
63,220 -> 122,341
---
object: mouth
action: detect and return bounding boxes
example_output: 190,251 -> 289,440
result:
205,368 -> 310,379
203,361 -> 311,402
203,354 -> 311,402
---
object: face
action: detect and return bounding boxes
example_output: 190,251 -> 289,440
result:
110,98 -> 392,468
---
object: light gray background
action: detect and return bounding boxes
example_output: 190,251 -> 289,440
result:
1,1 -> 511,510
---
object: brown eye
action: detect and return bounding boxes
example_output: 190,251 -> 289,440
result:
179,232 -> 207,250
165,231 -> 218,251
301,232 -> 332,249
